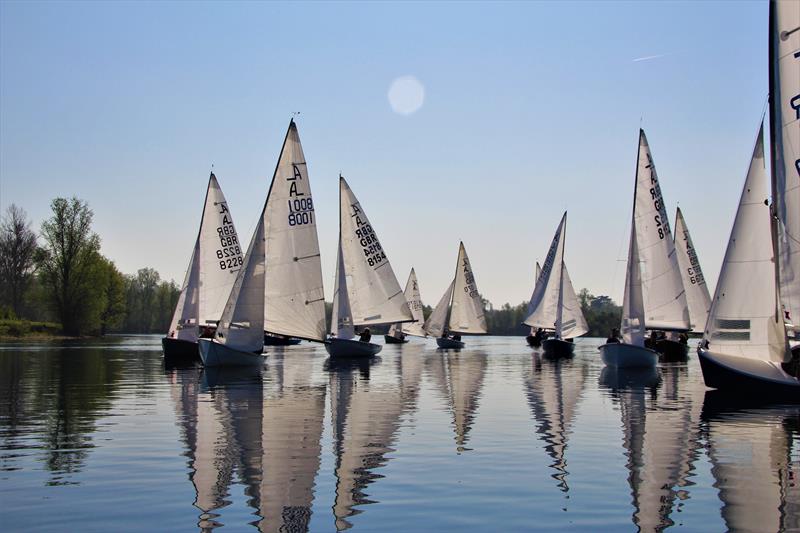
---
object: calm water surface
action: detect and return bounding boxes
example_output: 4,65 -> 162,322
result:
1,335 -> 799,532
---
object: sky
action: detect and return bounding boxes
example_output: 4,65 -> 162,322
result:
0,0 -> 771,308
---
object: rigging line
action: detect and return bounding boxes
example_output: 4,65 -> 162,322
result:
294,253 -> 321,261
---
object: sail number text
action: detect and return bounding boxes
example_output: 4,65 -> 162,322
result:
350,203 -> 387,268
215,203 -> 242,271
646,152 -> 670,240
681,230 -> 705,285
462,257 -> 479,298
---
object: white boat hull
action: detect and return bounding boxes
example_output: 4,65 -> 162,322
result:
436,337 -> 465,349
325,338 -> 382,358
599,342 -> 658,368
198,339 -> 264,367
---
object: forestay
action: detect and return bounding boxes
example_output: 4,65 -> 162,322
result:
769,0 -> 800,332
703,125 -> 788,363
338,177 -> 412,327
331,239 -> 355,339
424,281 -> 455,338
673,208 -> 712,331
449,242 -> 487,334
263,121 -> 326,341
524,213 -> 566,330
621,221 -> 646,347
633,130 -> 690,331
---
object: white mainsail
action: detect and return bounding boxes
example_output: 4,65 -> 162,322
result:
524,214 -> 566,331
424,280 -> 455,338
559,264 -> 589,339
703,124 -> 788,363
263,121 -> 326,341
388,268 -> 427,338
769,0 -> 800,333
634,130 -> 690,331
622,221 -> 647,346
338,176 -> 412,327
673,207 -> 712,331
331,238 -> 355,339
449,242 -> 487,334
168,241 -> 200,342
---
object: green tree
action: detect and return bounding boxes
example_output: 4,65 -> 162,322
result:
95,257 -> 126,335
38,197 -> 103,335
0,204 -> 39,316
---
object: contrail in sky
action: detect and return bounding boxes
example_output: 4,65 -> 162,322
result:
632,53 -> 670,63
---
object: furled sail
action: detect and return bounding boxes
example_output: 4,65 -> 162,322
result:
449,242 -> 487,334
524,213 -> 566,330
338,176 -> 412,326
769,0 -> 800,334
424,280 -> 455,338
263,121 -> 326,341
703,124 -> 788,363
634,131 -> 690,331
622,220 -> 647,347
331,238 -> 355,339
673,207 -> 712,331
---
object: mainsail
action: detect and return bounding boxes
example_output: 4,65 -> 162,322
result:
424,280 -> 455,338
388,268 -> 427,338
633,130 -> 690,331
703,124 -> 788,363
448,242 -> 487,334
338,176 -> 412,327
769,0 -> 800,334
673,207 -> 712,331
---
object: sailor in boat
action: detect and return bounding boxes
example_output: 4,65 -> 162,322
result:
606,328 -> 621,344
452,333 -> 462,342
200,325 -> 215,339
358,327 -> 372,344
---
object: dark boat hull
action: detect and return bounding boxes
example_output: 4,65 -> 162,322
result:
436,337 -> 465,349
698,348 -> 800,399
263,335 -> 301,346
162,337 -> 200,362
384,334 -> 408,344
542,338 -> 575,358
526,336 -> 542,348
325,338 -> 382,358
654,338 -> 689,362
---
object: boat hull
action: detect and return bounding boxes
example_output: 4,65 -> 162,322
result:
599,342 -> 658,368
384,334 -> 408,344
198,339 -> 264,367
526,336 -> 542,348
654,338 -> 689,362
263,335 -> 301,346
436,337 -> 465,349
697,348 -> 800,398
542,338 -> 575,358
162,337 -> 199,361
325,338 -> 382,358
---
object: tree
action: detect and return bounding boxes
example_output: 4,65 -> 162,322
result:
0,204 -> 39,316
94,257 -> 126,335
38,197 -> 103,335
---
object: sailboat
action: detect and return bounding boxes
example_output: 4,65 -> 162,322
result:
163,173 -> 244,360
327,176 -> 413,358
423,242 -> 487,349
199,119 -> 327,366
525,262 -> 546,348
523,212 -> 589,357
673,207 -> 712,333
599,130 -> 690,368
385,268 -> 427,344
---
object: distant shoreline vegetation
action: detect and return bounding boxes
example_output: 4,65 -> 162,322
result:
0,198 -> 621,340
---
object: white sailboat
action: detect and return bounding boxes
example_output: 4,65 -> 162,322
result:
424,242 -> 487,349
523,212 -> 589,357
673,207 -> 712,332
199,119 -> 327,366
163,172 -> 244,360
600,129 -> 689,368
385,268 -> 427,344
326,176 -> 413,358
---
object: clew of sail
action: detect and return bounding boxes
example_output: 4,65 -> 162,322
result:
634,130 -> 690,331
424,281 -> 455,338
674,207 -> 712,331
703,124 -> 788,363
338,177 -> 412,327
449,242 -> 487,334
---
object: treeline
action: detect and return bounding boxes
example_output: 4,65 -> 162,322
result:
0,199 -> 179,336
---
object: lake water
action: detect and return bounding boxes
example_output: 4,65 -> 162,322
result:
1,335 -> 798,532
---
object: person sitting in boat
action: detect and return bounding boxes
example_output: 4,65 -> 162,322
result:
359,327 -> 372,343
606,328 -> 620,344
525,333 -> 536,345
678,332 -> 689,345
200,325 -> 215,339
452,333 -> 461,342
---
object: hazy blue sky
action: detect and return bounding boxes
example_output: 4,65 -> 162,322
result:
0,1 -> 769,307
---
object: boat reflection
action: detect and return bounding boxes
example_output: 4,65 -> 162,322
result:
425,350 -> 488,452
701,392 -> 800,532
600,363 -> 705,531
524,354 -> 588,492
328,351 -> 422,530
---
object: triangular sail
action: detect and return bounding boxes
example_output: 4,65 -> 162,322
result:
527,262 -> 542,335
524,213 -> 567,330
559,264 -> 589,339
769,0 -> 800,334
673,207 -> 712,331
389,269 -> 427,338
331,238 -> 355,339
168,241 -> 200,342
449,242 -> 487,334
263,121 -> 326,341
634,130 -> 690,331
622,220 -> 647,346
338,176 -> 412,327
424,280 -> 455,338
703,124 -> 788,363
